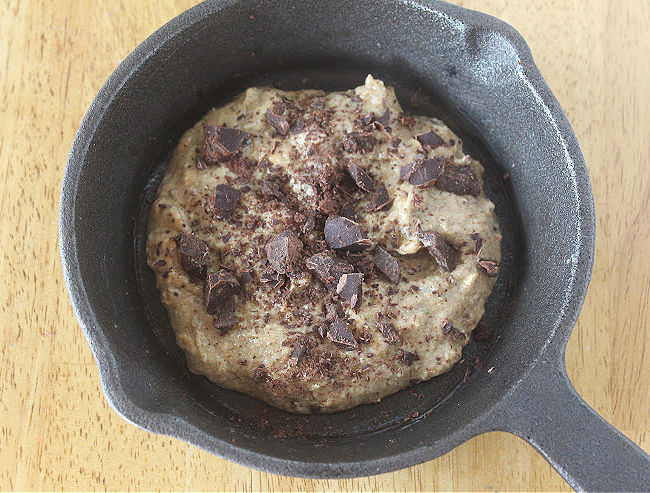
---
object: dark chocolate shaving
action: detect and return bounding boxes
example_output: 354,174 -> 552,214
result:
204,270 -> 240,315
260,176 -> 284,200
335,272 -> 364,310
379,323 -> 400,345
203,124 -> 250,162
324,215 -> 371,250
435,164 -> 481,197
265,109 -> 289,135
366,182 -> 392,211
418,229 -> 458,272
342,131 -> 376,153
374,246 -> 400,284
416,129 -> 444,148
195,155 -> 207,170
265,231 -> 303,274
260,270 -> 285,289
377,109 -> 391,128
398,350 -> 420,366
177,233 -> 210,279
346,161 -> 375,192
211,184 -> 241,220
327,317 -> 358,350
477,259 -> 500,277
305,252 -> 353,293
403,156 -> 445,188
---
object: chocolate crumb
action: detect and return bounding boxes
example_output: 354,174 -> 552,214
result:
327,317 -> 358,350
336,272 -> 364,309
177,233 -> 210,278
211,184 -> 241,220
379,323 -> 400,345
418,229 -> 458,272
324,215 -> 371,250
416,129 -> 444,148
265,108 -> 290,135
152,259 -> 167,269
435,164 -> 481,197
374,246 -> 400,285
477,259 -> 500,277
204,270 -> 240,315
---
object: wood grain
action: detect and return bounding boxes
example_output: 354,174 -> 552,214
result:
0,0 -> 647,490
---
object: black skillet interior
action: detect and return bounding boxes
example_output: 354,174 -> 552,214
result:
133,63 -> 522,443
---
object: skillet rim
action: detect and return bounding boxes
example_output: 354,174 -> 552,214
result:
59,0 -> 596,478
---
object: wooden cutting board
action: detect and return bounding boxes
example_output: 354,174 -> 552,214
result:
0,0 -> 647,490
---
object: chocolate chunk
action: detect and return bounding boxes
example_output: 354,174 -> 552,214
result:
399,114 -> 416,127
335,272 -> 364,309
379,322 -> 400,344
472,321 -> 493,342
416,129 -> 444,148
327,317 -> 358,350
418,229 -> 457,272
204,270 -> 240,315
265,231 -> 303,274
265,109 -> 289,135
211,184 -> 240,220
177,233 -> 210,279
240,271 -> 253,284
377,109 -> 391,128
324,215 -> 371,250
398,350 -> 420,366
366,182 -> 392,211
289,337 -> 308,364
435,164 -> 481,197
152,259 -> 166,269
212,298 -> 235,329
303,210 -> 325,233
290,118 -> 305,134
260,176 -> 284,200
195,155 -> 207,170
443,321 -> 464,340
345,252 -> 375,279
374,246 -> 400,284
342,131 -> 376,153
339,203 -> 357,220
346,161 -> 375,192
203,124 -> 250,162
478,259 -> 500,277
305,252 -> 353,292
260,270 -> 285,289
403,156 -> 445,188
470,232 -> 483,255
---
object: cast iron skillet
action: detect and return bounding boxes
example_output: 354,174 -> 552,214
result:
59,0 -> 650,489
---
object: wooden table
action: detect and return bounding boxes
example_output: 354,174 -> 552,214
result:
1,0 -> 647,490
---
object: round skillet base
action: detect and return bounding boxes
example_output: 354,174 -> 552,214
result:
134,63 -> 521,446
60,0 -> 650,488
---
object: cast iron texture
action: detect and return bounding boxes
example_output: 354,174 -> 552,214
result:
59,0 -> 650,490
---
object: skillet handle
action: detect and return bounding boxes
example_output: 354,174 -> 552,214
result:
492,363 -> 650,491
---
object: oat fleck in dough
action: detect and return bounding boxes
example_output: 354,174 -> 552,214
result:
146,75 -> 501,413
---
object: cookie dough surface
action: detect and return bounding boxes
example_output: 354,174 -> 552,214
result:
146,75 -> 501,413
